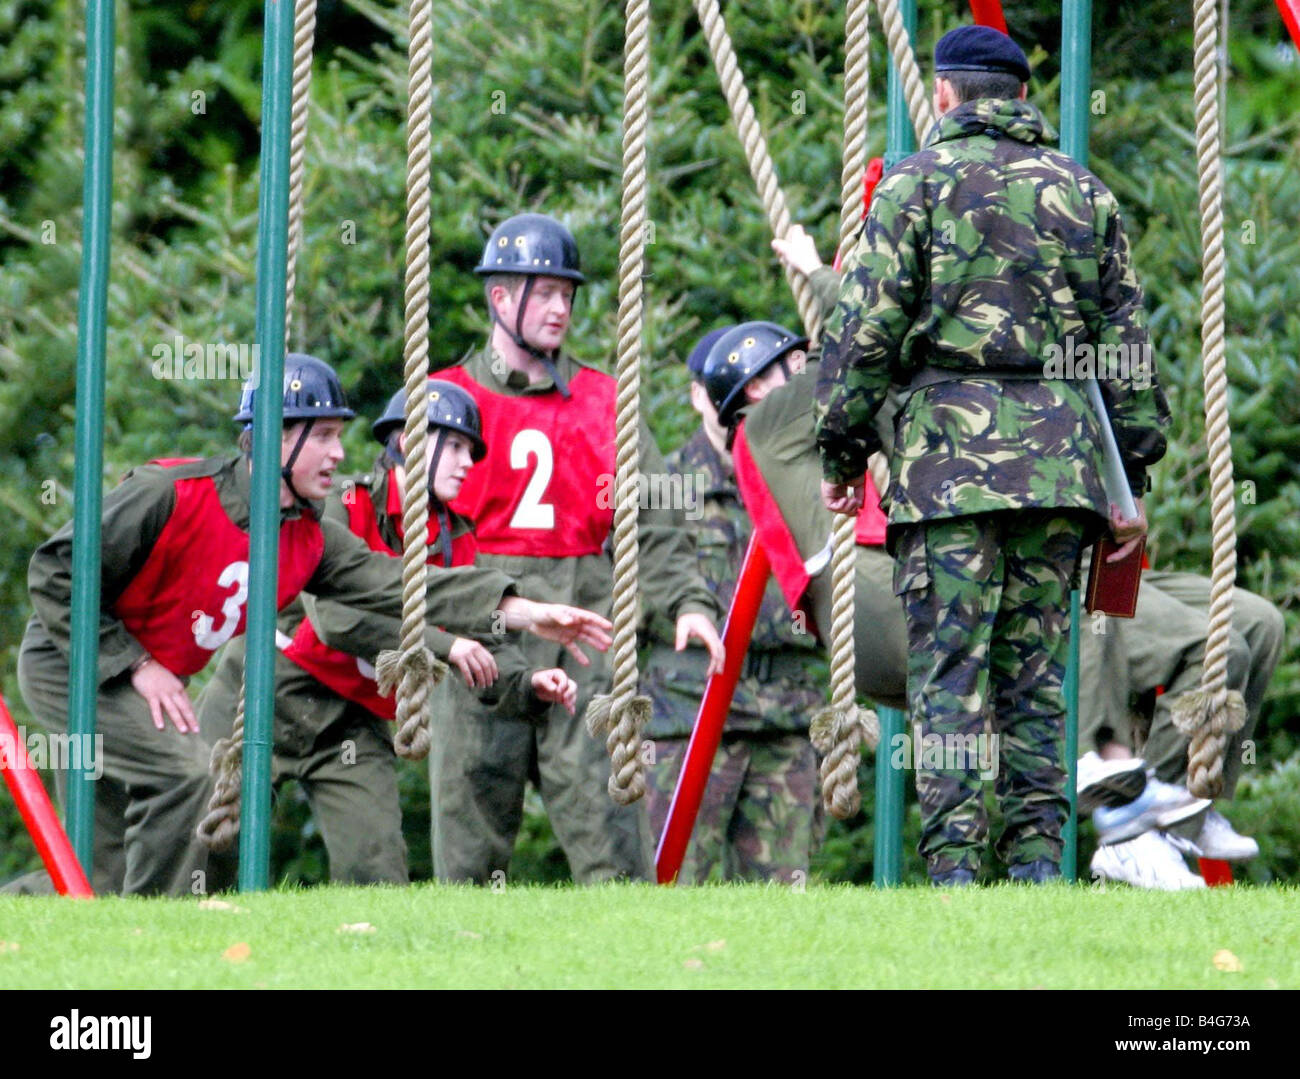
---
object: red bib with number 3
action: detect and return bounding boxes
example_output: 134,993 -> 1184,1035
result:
111,470 -> 324,677
439,364 -> 616,557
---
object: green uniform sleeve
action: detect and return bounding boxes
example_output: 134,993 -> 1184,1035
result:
636,418 -> 723,624
307,514 -> 516,635
815,173 -> 927,484
27,464 -> 176,683
479,636 -> 548,718
1086,191 -> 1170,494
301,593 -> 459,660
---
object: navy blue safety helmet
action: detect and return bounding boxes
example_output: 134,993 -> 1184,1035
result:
372,378 -> 487,462
234,353 -> 355,425
700,321 -> 808,426
473,213 -> 585,283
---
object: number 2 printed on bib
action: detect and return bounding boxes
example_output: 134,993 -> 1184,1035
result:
508,429 -> 555,530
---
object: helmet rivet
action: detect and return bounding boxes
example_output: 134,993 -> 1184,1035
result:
290,379 -> 303,391
514,236 -> 526,247
497,237 -> 508,248
727,353 -> 739,364
430,391 -> 440,402
544,259 -> 551,265
743,337 -> 756,348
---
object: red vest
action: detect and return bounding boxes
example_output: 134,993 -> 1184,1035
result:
110,465 -> 324,677
732,424 -> 887,610
438,364 -> 617,557
281,481 -> 474,720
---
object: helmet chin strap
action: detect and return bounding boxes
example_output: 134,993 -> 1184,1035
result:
426,426 -> 454,568
490,275 -> 571,399
280,417 -> 317,511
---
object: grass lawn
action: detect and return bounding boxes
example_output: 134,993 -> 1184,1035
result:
1,882 -> 1296,989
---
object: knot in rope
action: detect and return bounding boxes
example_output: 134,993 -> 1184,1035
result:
1170,687 -> 1246,799
809,702 -> 880,820
375,645 -> 446,760
585,693 -> 652,806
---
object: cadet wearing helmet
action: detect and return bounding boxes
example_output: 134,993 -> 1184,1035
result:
699,322 -> 909,712
639,328 -> 825,883
429,212 -> 724,884
196,376 -> 577,887
8,356 -> 610,896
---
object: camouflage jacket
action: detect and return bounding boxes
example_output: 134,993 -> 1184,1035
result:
815,98 -> 1169,531
640,430 -> 823,739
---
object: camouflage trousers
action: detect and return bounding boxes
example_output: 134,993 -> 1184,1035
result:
894,511 -> 1088,878
644,734 -> 819,884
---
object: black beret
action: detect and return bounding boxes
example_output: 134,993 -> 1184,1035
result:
934,25 -> 1030,83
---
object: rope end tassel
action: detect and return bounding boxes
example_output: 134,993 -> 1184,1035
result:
197,733 -> 244,852
584,693 -> 652,805
810,703 -> 880,820
375,645 -> 447,761
1170,687 -> 1246,800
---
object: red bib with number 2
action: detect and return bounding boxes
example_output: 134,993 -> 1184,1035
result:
439,364 -> 616,557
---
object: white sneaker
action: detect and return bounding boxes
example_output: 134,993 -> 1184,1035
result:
1090,831 -> 1207,891
1093,774 -> 1211,845
1187,808 -> 1259,861
1077,751 -> 1148,813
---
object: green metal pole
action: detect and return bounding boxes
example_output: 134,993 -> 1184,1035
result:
883,0 -> 920,170
1062,590 -> 1082,881
67,0 -> 118,877
873,706 -> 906,886
1060,0 -> 1093,165
873,0 -> 919,887
239,0 -> 295,891
1060,0 -> 1093,883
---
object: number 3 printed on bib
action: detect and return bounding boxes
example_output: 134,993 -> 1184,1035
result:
192,561 -> 250,649
508,429 -> 555,530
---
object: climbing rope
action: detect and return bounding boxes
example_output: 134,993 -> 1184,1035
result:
198,0 -> 320,850
693,0 -> 821,340
873,0 -> 935,142
374,0 -> 445,762
284,0 -> 317,350
196,686 -> 245,851
585,0 -> 653,806
811,0 -> 880,821
1171,0 -> 1244,798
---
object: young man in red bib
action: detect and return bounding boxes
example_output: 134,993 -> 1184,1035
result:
431,213 -> 725,883
196,378 -> 577,887
10,355 -> 609,896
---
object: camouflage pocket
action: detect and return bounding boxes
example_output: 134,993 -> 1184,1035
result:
892,525 -> 931,596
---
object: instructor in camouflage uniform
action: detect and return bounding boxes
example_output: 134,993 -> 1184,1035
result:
640,331 -> 823,883
815,26 -> 1169,884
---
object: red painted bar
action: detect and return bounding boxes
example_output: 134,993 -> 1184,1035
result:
655,536 -> 771,883
0,694 -> 93,898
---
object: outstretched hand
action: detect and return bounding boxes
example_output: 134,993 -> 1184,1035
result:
448,637 -> 499,689
531,668 -> 578,715
675,612 -> 726,679
502,598 -> 613,665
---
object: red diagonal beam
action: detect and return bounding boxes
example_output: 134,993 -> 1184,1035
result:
0,694 -> 93,897
655,535 -> 771,883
